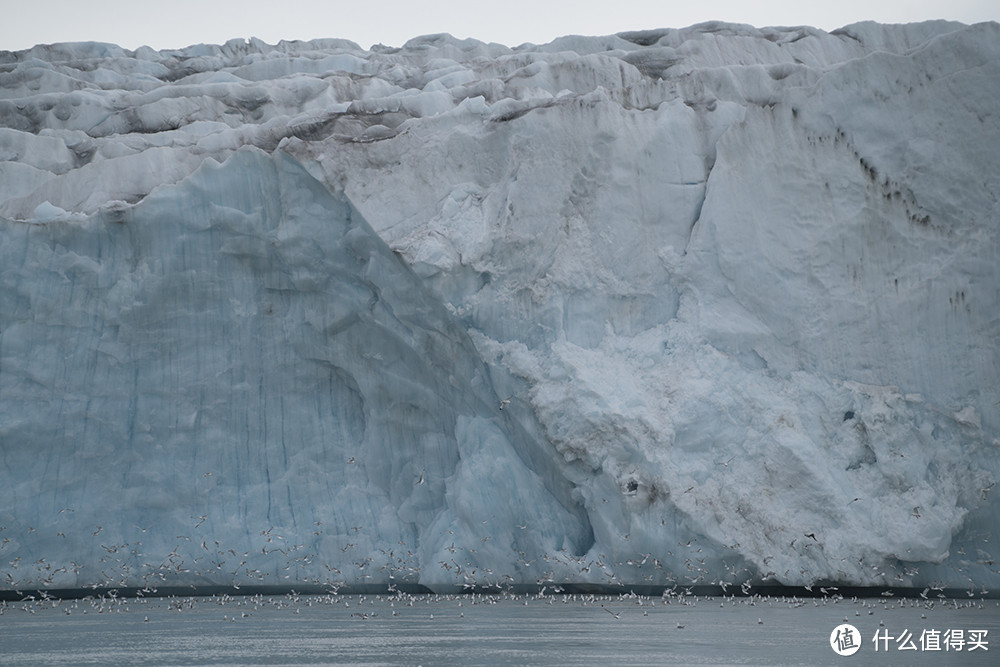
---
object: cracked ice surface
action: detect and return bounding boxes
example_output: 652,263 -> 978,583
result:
0,21 -> 998,591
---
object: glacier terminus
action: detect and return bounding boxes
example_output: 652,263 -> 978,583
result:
0,20 -> 998,595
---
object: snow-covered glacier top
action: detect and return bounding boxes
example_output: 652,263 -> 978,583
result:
1,21 -> 998,594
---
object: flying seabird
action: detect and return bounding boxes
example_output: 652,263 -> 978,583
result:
601,605 -> 622,619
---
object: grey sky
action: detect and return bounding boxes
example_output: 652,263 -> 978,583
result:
2,0 -> 997,52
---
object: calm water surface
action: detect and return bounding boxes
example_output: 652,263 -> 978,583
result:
2,592 -> 997,665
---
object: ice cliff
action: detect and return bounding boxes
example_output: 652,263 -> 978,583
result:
1,21 -> 998,593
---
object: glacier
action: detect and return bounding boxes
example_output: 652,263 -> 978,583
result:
1,20 -> 998,594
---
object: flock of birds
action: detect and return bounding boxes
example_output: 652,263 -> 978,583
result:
2,501 -> 998,664
1,437 -> 997,601
0,474 -> 1000,598
2,505 -> 998,607
3,586 -> 997,630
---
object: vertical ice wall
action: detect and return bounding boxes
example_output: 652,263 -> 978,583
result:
1,21 -> 998,591
0,149 -> 592,589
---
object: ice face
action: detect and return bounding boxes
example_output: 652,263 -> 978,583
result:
0,21 -> 998,592
0,149 -> 592,589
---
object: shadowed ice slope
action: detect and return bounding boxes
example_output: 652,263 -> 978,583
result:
0,149 -> 592,590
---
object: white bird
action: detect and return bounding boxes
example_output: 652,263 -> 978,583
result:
499,395 -> 513,410
416,471 -> 425,485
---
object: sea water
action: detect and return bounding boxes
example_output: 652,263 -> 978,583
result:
1,592 -> 997,665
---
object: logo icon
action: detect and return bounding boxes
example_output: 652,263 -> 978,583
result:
831,623 -> 861,656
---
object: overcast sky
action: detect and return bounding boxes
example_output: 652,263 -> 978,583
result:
3,0 -> 997,52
